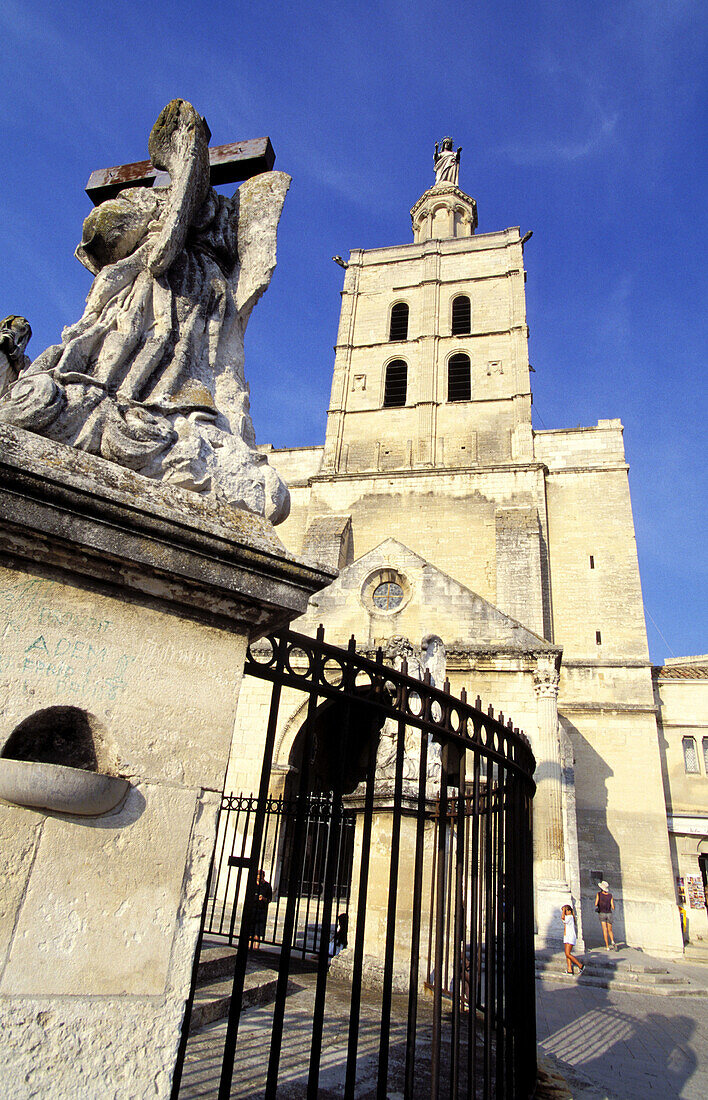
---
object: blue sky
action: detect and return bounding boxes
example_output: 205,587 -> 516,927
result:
0,0 -> 705,662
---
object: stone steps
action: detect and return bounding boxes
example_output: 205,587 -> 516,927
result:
535,952 -> 708,997
683,944 -> 708,966
189,941 -> 297,1033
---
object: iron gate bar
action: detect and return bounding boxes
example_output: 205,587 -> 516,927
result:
467,753 -> 481,1100
264,631 -> 326,1098
227,797 -> 254,941
376,697 -> 408,1098
344,719 -> 378,1100
216,633 -> 286,1100
483,756 -> 494,1099
307,635 -> 356,1098
431,740 -> 450,1099
451,752 -> 466,1098
403,717 -> 428,1095
495,766 -> 506,1097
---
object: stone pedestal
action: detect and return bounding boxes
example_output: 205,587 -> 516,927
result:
0,425 -> 332,1099
331,794 -> 436,993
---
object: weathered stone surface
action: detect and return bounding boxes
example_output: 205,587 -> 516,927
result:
0,422 -> 334,639
2,783 -> 205,997
0,100 -> 291,524
0,997 -> 186,1099
0,803 -> 43,967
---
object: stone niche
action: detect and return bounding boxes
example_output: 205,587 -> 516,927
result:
0,423 -> 333,1100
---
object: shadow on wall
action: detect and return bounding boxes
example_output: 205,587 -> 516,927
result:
559,716 -> 626,949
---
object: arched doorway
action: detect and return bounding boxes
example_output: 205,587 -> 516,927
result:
279,696 -> 384,917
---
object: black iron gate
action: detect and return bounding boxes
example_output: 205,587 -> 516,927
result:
173,626 -> 537,1099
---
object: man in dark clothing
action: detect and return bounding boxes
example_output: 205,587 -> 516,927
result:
250,869 -> 272,950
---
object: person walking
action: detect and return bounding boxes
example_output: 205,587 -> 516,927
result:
561,904 -> 584,975
595,880 -> 617,950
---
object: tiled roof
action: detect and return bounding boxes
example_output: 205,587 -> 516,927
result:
652,664 -> 708,680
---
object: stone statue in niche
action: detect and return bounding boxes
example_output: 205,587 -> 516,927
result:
375,634 -> 444,795
0,100 -> 290,524
434,137 -> 462,187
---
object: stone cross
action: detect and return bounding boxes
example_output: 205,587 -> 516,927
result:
85,134 -> 275,204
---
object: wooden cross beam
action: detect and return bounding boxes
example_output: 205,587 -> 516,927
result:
85,136 -> 275,205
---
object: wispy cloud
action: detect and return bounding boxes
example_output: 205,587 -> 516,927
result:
498,113 -> 619,166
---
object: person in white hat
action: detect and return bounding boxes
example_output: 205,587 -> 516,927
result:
595,880 -> 617,949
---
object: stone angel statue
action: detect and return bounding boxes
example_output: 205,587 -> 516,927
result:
0,99 -> 291,523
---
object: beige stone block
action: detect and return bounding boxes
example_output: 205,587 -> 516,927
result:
0,803 -> 43,966
1,782 -> 203,997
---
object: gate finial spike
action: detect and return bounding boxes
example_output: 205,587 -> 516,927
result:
475,694 -> 482,710
348,634 -> 356,653
460,685 -> 467,703
443,676 -> 451,694
316,623 -> 325,641
487,704 -> 494,718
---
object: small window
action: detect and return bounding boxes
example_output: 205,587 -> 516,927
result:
372,581 -> 404,610
595,631 -> 602,645
448,353 -> 471,402
451,295 -> 471,335
389,303 -> 409,341
702,738 -> 708,773
589,555 -> 595,569
383,360 -> 407,407
683,737 -> 700,774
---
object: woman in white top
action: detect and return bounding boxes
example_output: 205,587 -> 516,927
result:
561,904 -> 585,975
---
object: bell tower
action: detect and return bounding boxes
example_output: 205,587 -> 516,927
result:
322,141 -> 533,475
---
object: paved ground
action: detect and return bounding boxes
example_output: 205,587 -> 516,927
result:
536,957 -> 708,1098
180,975 -> 447,1099
180,946 -> 708,1098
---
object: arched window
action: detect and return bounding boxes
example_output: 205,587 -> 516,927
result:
389,303 -> 409,341
447,353 -> 471,402
683,736 -> 700,774
383,360 -> 407,407
451,295 -> 471,335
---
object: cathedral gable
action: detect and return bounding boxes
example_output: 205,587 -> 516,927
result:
300,536 -> 556,655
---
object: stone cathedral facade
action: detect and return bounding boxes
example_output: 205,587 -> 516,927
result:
228,153 -> 687,956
